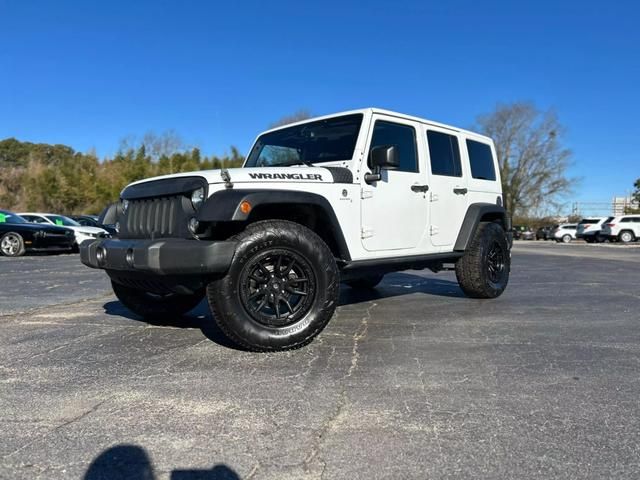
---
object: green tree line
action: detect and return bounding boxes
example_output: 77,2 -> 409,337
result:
0,136 -> 244,214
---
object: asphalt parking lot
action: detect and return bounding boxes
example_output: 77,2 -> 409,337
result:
1,242 -> 639,479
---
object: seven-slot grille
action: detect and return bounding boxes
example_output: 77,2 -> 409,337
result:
122,195 -> 189,239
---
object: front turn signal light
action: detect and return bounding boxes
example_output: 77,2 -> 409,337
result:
239,201 -> 252,215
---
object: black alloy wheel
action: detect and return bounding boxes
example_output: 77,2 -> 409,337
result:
207,219 -> 339,351
239,249 -> 316,327
486,241 -> 506,286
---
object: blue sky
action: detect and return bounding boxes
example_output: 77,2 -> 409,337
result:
2,0 -> 638,210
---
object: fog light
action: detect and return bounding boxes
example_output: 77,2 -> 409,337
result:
125,248 -> 135,267
188,217 -> 199,234
96,246 -> 107,266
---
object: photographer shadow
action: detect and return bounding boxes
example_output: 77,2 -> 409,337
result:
84,444 -> 240,480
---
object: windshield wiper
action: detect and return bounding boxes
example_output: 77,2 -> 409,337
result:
282,160 -> 315,167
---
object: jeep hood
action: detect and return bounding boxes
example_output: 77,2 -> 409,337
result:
125,166 -> 346,190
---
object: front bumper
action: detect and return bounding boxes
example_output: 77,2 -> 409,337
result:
80,238 -> 237,275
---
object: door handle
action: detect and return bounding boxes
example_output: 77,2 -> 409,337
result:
411,184 -> 429,193
453,187 -> 468,195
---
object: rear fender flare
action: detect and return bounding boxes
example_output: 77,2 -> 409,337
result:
454,203 -> 509,251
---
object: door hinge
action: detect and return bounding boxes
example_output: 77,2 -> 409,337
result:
361,189 -> 373,199
430,225 -> 439,236
361,227 -> 374,239
430,192 -> 439,202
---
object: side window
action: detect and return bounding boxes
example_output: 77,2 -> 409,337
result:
368,121 -> 418,172
427,131 -> 462,177
466,139 -> 496,181
621,217 -> 631,223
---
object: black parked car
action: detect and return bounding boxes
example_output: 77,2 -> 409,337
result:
0,209 -> 75,257
512,225 -> 535,240
536,226 -> 556,240
68,214 -> 117,236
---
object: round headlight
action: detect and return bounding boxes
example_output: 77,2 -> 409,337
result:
191,187 -> 205,209
188,217 -> 200,235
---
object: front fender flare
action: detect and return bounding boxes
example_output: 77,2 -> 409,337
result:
197,189 -> 351,261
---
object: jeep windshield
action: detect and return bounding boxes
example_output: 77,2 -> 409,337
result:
245,114 -> 363,167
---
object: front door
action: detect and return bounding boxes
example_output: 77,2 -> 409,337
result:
425,127 -> 469,248
361,116 -> 429,252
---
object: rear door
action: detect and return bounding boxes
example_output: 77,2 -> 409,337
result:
425,127 -> 469,248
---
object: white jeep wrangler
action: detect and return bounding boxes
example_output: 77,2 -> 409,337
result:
81,108 -> 512,351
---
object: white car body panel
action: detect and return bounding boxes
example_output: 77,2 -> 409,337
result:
600,215 -> 640,241
118,108 -> 503,262
553,224 -> 578,241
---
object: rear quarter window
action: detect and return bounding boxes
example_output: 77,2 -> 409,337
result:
466,139 -> 496,181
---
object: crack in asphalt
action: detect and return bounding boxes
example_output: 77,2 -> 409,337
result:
3,399 -> 110,460
301,302 -> 377,478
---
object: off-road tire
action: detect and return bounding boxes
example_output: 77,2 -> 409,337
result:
0,232 -> 26,257
345,274 -> 384,289
112,281 -> 204,319
206,220 -> 339,352
455,222 -> 510,299
618,230 -> 635,244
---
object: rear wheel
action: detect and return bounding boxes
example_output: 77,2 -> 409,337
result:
0,232 -> 26,257
618,230 -> 635,244
345,274 -> 384,289
562,234 -> 572,243
207,220 -> 339,351
455,222 -> 510,299
112,281 -> 204,319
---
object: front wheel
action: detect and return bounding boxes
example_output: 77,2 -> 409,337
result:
562,234 -> 572,243
112,281 -> 204,319
207,220 -> 339,351
1,232 -> 26,257
455,222 -> 510,299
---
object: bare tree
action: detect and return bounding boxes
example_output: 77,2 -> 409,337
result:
475,102 -> 574,216
142,130 -> 184,160
269,109 -> 313,128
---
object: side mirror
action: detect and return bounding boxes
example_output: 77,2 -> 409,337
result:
365,145 -> 399,183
